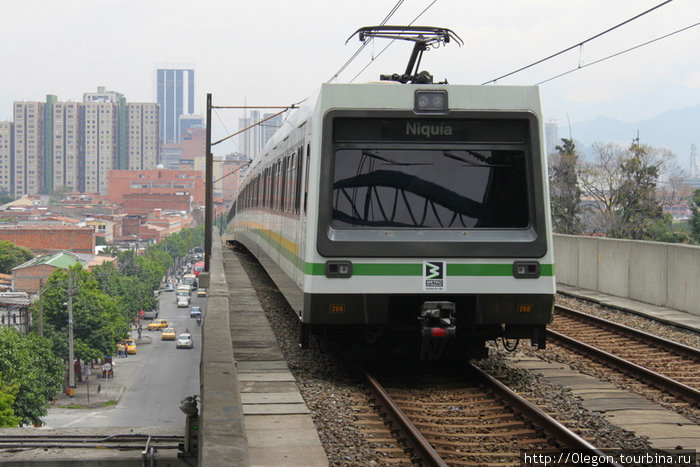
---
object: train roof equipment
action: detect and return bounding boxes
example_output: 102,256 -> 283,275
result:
346,25 -> 463,84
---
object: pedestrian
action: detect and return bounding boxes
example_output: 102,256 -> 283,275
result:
117,342 -> 124,358
137,323 -> 143,339
74,361 -> 82,382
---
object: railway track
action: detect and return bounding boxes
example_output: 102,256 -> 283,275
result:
548,305 -> 700,408
351,362 -> 613,466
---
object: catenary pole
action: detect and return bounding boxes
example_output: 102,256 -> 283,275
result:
205,93 -> 213,272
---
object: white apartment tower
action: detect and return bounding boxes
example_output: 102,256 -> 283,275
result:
51,102 -> 81,191
82,102 -> 117,194
0,122 -> 12,195
13,102 -> 44,197
127,103 -> 160,170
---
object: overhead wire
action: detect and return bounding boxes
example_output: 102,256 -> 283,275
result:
536,21 -> 700,85
482,0 -> 676,85
327,0 -> 406,83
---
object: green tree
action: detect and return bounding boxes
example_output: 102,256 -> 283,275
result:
37,266 -> 129,362
579,140 -> 672,239
690,189 -> 700,244
0,327 -> 63,426
48,186 -> 72,205
548,138 -> 582,234
0,188 -> 13,206
611,140 -> 665,239
0,384 -> 22,427
0,240 -> 35,274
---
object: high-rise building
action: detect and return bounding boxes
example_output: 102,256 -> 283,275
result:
13,102 -> 44,197
127,103 -> 160,170
157,68 -> 194,145
8,90 -> 160,197
82,101 -> 117,193
238,111 -> 283,159
51,101 -> 81,191
261,112 -> 283,147
544,120 -> 559,156
0,122 -> 12,196
238,110 -> 260,159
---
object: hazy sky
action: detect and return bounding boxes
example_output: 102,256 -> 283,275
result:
1,0 -> 698,156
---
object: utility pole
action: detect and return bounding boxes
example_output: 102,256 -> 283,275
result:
205,93 -> 212,273
38,279 -> 44,337
67,271 -> 75,389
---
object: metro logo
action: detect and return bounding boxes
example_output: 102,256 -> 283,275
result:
423,261 -> 445,291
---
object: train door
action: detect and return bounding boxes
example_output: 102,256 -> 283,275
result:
295,138 -> 310,288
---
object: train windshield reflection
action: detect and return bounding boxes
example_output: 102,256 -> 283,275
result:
331,148 -> 529,228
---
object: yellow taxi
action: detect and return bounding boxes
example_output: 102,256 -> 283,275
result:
147,319 -> 168,330
124,338 -> 137,355
197,288 -> 207,297
161,328 -> 176,340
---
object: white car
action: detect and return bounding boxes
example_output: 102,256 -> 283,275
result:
176,333 -> 193,349
177,296 -> 190,308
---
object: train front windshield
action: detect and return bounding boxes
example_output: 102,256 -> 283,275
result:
331,117 -> 532,230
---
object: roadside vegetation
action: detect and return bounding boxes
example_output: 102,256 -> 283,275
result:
549,137 -> 700,244
0,224 -> 204,426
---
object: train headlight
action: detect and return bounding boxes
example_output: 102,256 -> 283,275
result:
513,261 -> 540,278
325,261 -> 353,278
414,90 -> 448,113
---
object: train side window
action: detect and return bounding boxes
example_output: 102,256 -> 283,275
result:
303,144 -> 310,213
280,157 -> 287,212
295,146 -> 303,214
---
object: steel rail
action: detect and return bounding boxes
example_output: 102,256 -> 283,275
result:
555,305 -> 700,360
547,328 -> 700,407
466,363 -> 622,466
360,369 -> 448,467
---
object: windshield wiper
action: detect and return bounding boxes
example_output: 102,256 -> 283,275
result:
443,150 -> 512,168
362,151 -> 432,166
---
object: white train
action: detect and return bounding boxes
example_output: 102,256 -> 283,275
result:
227,29 -> 555,359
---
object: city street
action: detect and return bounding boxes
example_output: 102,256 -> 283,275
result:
40,289 -> 203,428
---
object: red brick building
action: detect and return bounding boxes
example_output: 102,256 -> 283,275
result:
122,193 -> 192,216
107,169 -> 205,206
0,225 -> 95,254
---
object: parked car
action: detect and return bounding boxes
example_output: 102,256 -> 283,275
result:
143,309 -> 159,319
164,283 -> 175,292
147,319 -> 168,330
177,296 -> 190,308
189,306 -> 202,318
124,338 -> 137,354
161,328 -> 176,340
176,333 -> 193,349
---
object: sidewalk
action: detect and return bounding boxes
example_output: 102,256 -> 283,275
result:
53,336 -> 152,409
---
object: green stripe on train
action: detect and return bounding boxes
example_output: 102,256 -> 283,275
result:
307,262 -> 554,276
243,227 -> 554,277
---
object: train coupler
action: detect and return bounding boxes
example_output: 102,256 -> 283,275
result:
419,301 -> 457,338
418,301 -> 456,360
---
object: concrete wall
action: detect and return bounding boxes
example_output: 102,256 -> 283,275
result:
554,234 -> 700,316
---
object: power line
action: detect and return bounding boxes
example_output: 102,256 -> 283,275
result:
536,21 -> 700,85
327,0 -> 406,83
212,107 -> 294,146
482,0 -> 676,85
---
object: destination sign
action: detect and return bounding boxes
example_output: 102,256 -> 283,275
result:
334,118 -> 529,143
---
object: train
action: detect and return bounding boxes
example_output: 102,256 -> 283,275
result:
225,27 -> 555,360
